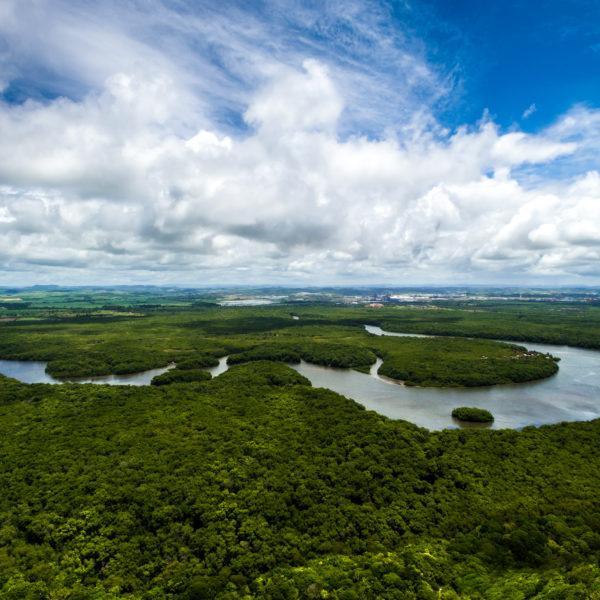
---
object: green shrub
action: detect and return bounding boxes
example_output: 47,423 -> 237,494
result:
227,343 -> 377,371
176,354 -> 220,370
227,346 -> 302,365
298,343 -> 376,369
219,361 -> 311,387
451,406 -> 494,422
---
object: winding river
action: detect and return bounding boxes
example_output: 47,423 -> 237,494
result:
0,360 -> 177,386
0,357 -> 229,386
291,325 -> 600,429
0,325 -> 599,430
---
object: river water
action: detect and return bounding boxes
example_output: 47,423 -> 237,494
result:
0,325 -> 599,429
0,356 -> 233,386
0,360 -> 176,386
291,325 -> 600,429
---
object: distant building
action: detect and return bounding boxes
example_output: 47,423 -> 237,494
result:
366,302 -> 384,308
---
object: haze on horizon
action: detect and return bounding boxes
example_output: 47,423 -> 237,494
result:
1,0 -> 600,287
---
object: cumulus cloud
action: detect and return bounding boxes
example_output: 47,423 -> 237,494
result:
0,2 -> 599,284
245,60 -> 343,133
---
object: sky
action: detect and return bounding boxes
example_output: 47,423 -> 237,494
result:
0,0 -> 600,286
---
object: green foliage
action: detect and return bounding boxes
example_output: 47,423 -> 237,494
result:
227,342 -> 377,371
371,302 -> 600,350
227,346 -> 302,365
1,298 -> 600,597
220,361 -> 311,387
195,316 -> 307,335
452,407 -> 494,423
1,369 -> 600,597
151,369 -> 212,385
298,342 -> 376,369
377,337 -> 558,386
0,304 -> 562,388
176,355 -> 220,370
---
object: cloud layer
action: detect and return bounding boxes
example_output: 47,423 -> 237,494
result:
0,1 -> 599,285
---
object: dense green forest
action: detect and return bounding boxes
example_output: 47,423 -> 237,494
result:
1,362 -> 600,598
1,295 -> 600,597
151,368 -> 212,386
0,305 -> 560,387
375,336 -> 557,387
368,303 -> 600,350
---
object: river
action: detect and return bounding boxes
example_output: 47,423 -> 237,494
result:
0,325 -> 599,430
0,360 -> 176,386
290,325 -> 600,429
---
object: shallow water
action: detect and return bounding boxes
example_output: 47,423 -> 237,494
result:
206,356 -> 230,377
1,325 -> 599,429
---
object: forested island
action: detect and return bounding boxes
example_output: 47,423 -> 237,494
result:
0,290 -> 599,598
451,406 -> 494,423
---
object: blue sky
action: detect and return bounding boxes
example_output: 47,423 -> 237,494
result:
4,1 -> 599,135
0,0 -> 599,285
416,0 -> 600,131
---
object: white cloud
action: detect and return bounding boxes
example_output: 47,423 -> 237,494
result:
522,103 -> 537,119
491,131 -> 575,165
0,60 -> 598,284
0,2 -> 599,284
245,60 -> 343,133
